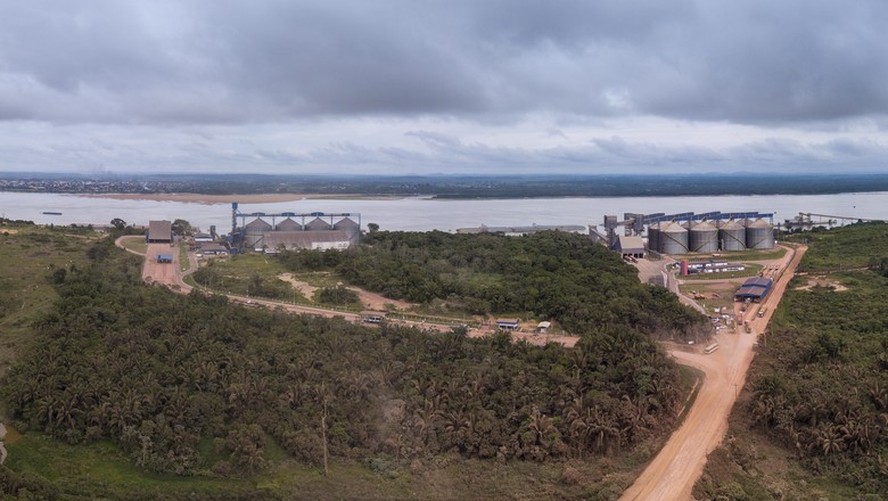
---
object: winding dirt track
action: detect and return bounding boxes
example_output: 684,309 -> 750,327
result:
0,421 -> 7,465
620,244 -> 806,501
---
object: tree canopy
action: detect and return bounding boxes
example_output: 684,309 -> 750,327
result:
278,230 -> 704,339
2,233 -> 699,482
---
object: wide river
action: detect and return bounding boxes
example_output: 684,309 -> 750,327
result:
1,191 -> 886,232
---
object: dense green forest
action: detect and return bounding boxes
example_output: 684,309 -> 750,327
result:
276,230 -> 704,339
696,223 -> 888,499
1,229 -> 704,498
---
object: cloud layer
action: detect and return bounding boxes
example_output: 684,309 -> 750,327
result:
1,1 -> 887,173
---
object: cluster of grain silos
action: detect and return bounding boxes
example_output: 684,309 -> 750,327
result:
647,218 -> 774,254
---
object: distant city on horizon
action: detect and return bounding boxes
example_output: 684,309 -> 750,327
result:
3,171 -> 888,199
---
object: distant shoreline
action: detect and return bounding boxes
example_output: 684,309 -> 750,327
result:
76,193 -> 406,204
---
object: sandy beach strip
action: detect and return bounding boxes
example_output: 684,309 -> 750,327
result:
77,193 -> 405,204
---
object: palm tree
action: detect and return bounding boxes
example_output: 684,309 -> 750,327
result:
814,425 -> 844,456
869,382 -> 887,410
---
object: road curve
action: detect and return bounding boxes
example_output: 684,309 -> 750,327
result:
620,244 -> 806,501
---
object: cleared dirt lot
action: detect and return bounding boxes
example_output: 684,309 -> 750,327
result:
142,243 -> 184,289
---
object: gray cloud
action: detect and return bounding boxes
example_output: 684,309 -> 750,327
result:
0,1 -> 887,125
1,1 -> 888,175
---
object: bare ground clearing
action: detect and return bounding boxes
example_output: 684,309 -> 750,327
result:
277,273 -> 417,311
795,276 -> 848,292
0,422 -> 7,464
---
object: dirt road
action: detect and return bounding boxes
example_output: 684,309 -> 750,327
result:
620,244 -> 806,501
0,421 -> 7,465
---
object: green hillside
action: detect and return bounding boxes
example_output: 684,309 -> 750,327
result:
2,227 -> 705,499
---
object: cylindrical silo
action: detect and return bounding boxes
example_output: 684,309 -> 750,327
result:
746,218 -> 775,249
689,221 -> 719,253
275,217 -> 302,231
647,223 -> 661,253
718,220 -> 747,251
659,221 -> 689,254
244,218 -> 272,247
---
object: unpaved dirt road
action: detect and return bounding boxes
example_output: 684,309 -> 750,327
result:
620,244 -> 805,501
0,421 -> 8,465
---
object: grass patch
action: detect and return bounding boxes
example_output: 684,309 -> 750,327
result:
287,270 -> 341,288
726,247 -> 788,261
5,433 -> 258,498
178,241 -> 190,273
0,225 -> 91,377
118,235 -> 148,255
785,221 -> 888,271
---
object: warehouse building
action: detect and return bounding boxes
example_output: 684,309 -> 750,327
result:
496,319 -> 521,330
147,220 -> 172,243
734,277 -> 773,302
615,235 -> 645,258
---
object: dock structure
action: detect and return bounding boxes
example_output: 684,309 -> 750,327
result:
781,212 -> 886,231
456,224 -> 586,236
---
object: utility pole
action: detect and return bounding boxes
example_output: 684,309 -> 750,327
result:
321,396 -> 329,476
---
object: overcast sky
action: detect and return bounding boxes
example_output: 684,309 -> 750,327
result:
1,0 -> 888,175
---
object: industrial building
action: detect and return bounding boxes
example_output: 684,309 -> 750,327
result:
734,276 -> 773,302
496,319 -> 521,330
685,259 -> 745,274
456,224 -> 586,235
591,211 -> 776,256
147,220 -> 172,243
230,203 -> 361,253
615,235 -> 645,258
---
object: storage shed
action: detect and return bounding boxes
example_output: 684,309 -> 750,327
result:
147,220 -> 172,243
496,319 -> 521,330
615,235 -> 645,258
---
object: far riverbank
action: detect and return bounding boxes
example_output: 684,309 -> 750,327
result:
79,193 -> 406,205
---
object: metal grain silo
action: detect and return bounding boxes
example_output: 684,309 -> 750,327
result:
305,217 -> 332,231
689,221 -> 719,253
658,221 -> 689,254
646,223 -> 661,254
746,218 -> 775,249
244,218 -> 272,247
718,220 -> 747,251
275,217 -> 302,231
